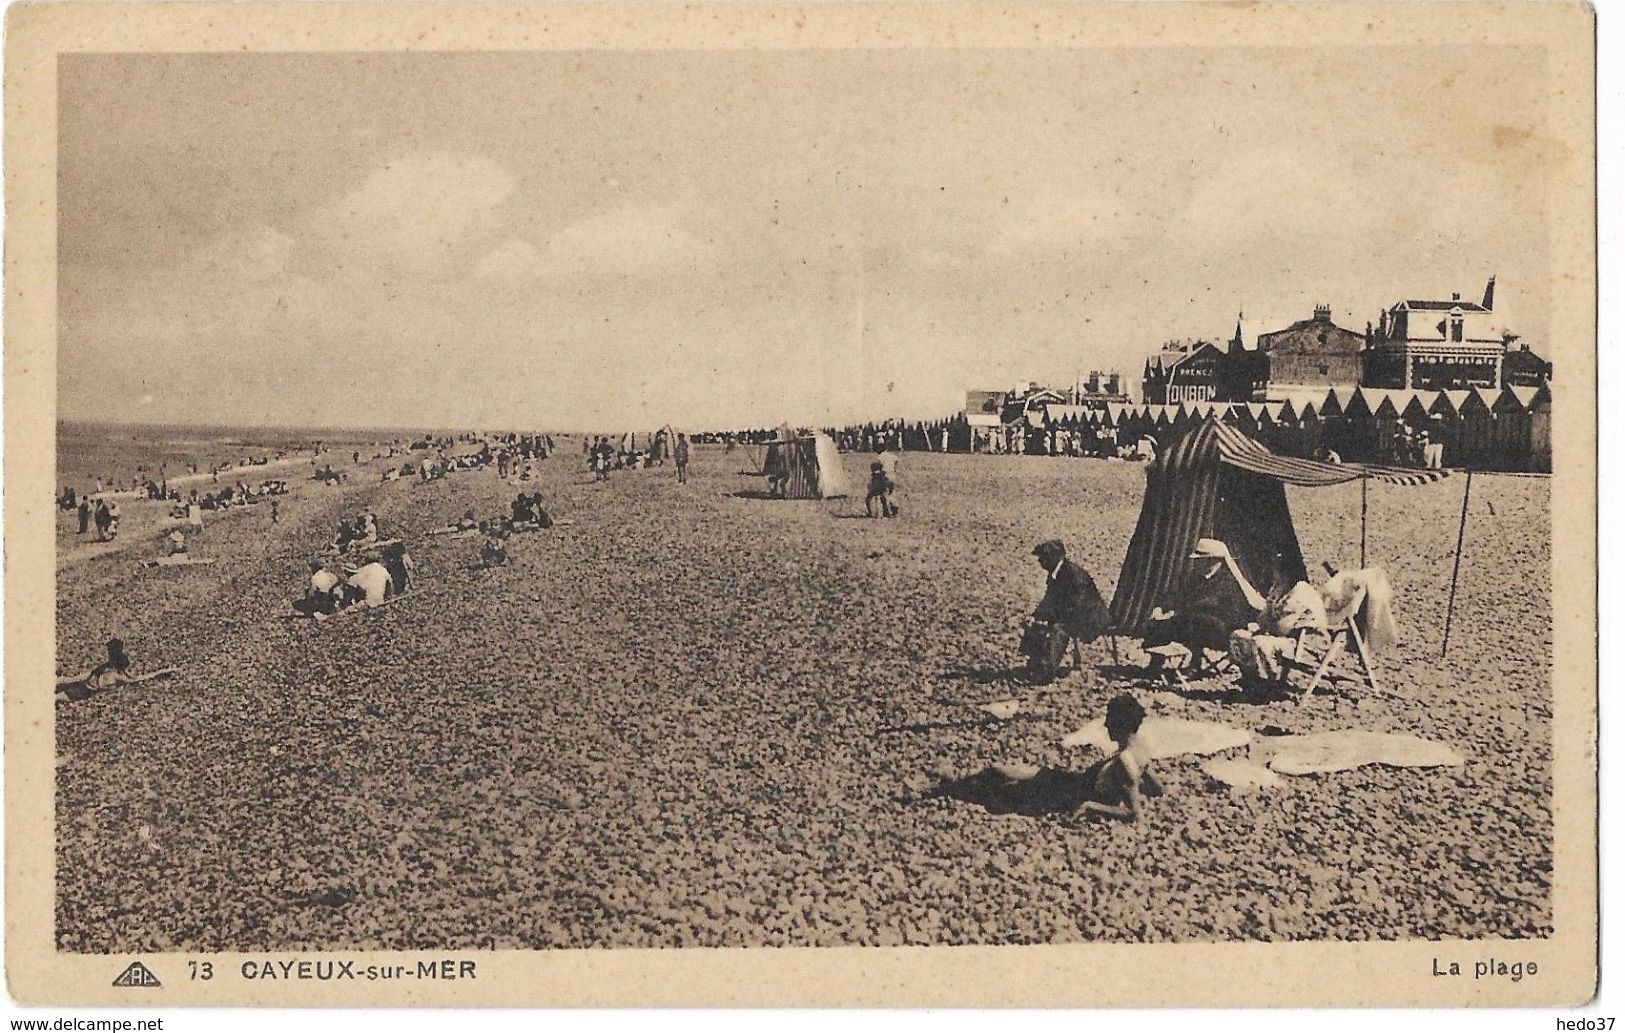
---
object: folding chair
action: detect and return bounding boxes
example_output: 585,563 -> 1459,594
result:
1141,612 -> 1235,687
1293,578 -> 1384,705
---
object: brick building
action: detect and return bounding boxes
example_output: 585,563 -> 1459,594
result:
1500,335 -> 1552,388
1142,341 -> 1225,404
1071,370 -> 1130,406
1365,277 -> 1505,390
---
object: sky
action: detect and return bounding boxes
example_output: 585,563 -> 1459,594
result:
58,47 -> 1553,431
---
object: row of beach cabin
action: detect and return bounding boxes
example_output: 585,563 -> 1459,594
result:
950,384 -> 1552,472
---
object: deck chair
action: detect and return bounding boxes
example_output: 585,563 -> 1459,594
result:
1141,610 -> 1235,687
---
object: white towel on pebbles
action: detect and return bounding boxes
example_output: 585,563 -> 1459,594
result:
1201,758 -> 1284,790
1257,730 -> 1463,775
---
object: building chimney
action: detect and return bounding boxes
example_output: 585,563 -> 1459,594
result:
1451,292 -> 1461,302
1482,275 -> 1496,311
1313,304 -> 1331,322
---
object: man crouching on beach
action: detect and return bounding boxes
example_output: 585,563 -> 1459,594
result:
1024,539 -> 1110,683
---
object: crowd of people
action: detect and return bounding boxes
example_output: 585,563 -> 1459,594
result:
299,537 -> 417,617
583,431 -> 691,481
1388,419 -> 1447,469
687,415 -> 1154,461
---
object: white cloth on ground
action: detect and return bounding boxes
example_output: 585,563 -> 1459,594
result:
1201,757 -> 1284,790
1255,730 -> 1463,775
309,569 -> 340,594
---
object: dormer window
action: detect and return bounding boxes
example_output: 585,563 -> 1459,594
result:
1450,311 -> 1464,342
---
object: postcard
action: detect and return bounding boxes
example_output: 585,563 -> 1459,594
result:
4,0 -> 1597,1007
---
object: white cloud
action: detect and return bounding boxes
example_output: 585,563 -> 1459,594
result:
299,151 -> 518,281
538,204 -> 714,280
473,238 -> 544,283
1180,146 -> 1381,243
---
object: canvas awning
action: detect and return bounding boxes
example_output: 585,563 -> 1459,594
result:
1204,418 -> 1450,487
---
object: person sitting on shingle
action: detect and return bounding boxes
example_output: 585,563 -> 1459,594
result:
1024,539 -> 1110,682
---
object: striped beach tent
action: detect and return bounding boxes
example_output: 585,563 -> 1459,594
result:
764,428 -> 851,499
1108,418 -> 1450,632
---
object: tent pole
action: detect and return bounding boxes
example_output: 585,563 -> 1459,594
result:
1441,469 -> 1474,659
1360,474 -> 1369,568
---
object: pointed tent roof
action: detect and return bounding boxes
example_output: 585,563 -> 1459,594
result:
1339,384 -> 1378,419
1401,391 -> 1437,421
1043,404 -> 1093,424
1363,389 -> 1406,417
1503,384 -> 1540,410
1272,386 -> 1333,413
1456,388 -> 1492,415
1432,389 -> 1471,417
1324,385 -> 1358,418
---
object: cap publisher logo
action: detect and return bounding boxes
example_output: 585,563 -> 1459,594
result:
111,961 -> 162,988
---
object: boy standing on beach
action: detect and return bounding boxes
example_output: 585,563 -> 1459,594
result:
675,434 -> 691,485
865,462 -> 896,518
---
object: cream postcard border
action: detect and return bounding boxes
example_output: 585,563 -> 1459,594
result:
3,0 -> 1598,1007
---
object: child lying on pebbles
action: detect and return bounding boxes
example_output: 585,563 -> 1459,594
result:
1076,694 -> 1163,823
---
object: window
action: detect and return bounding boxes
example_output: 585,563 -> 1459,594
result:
1451,317 -> 1464,342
